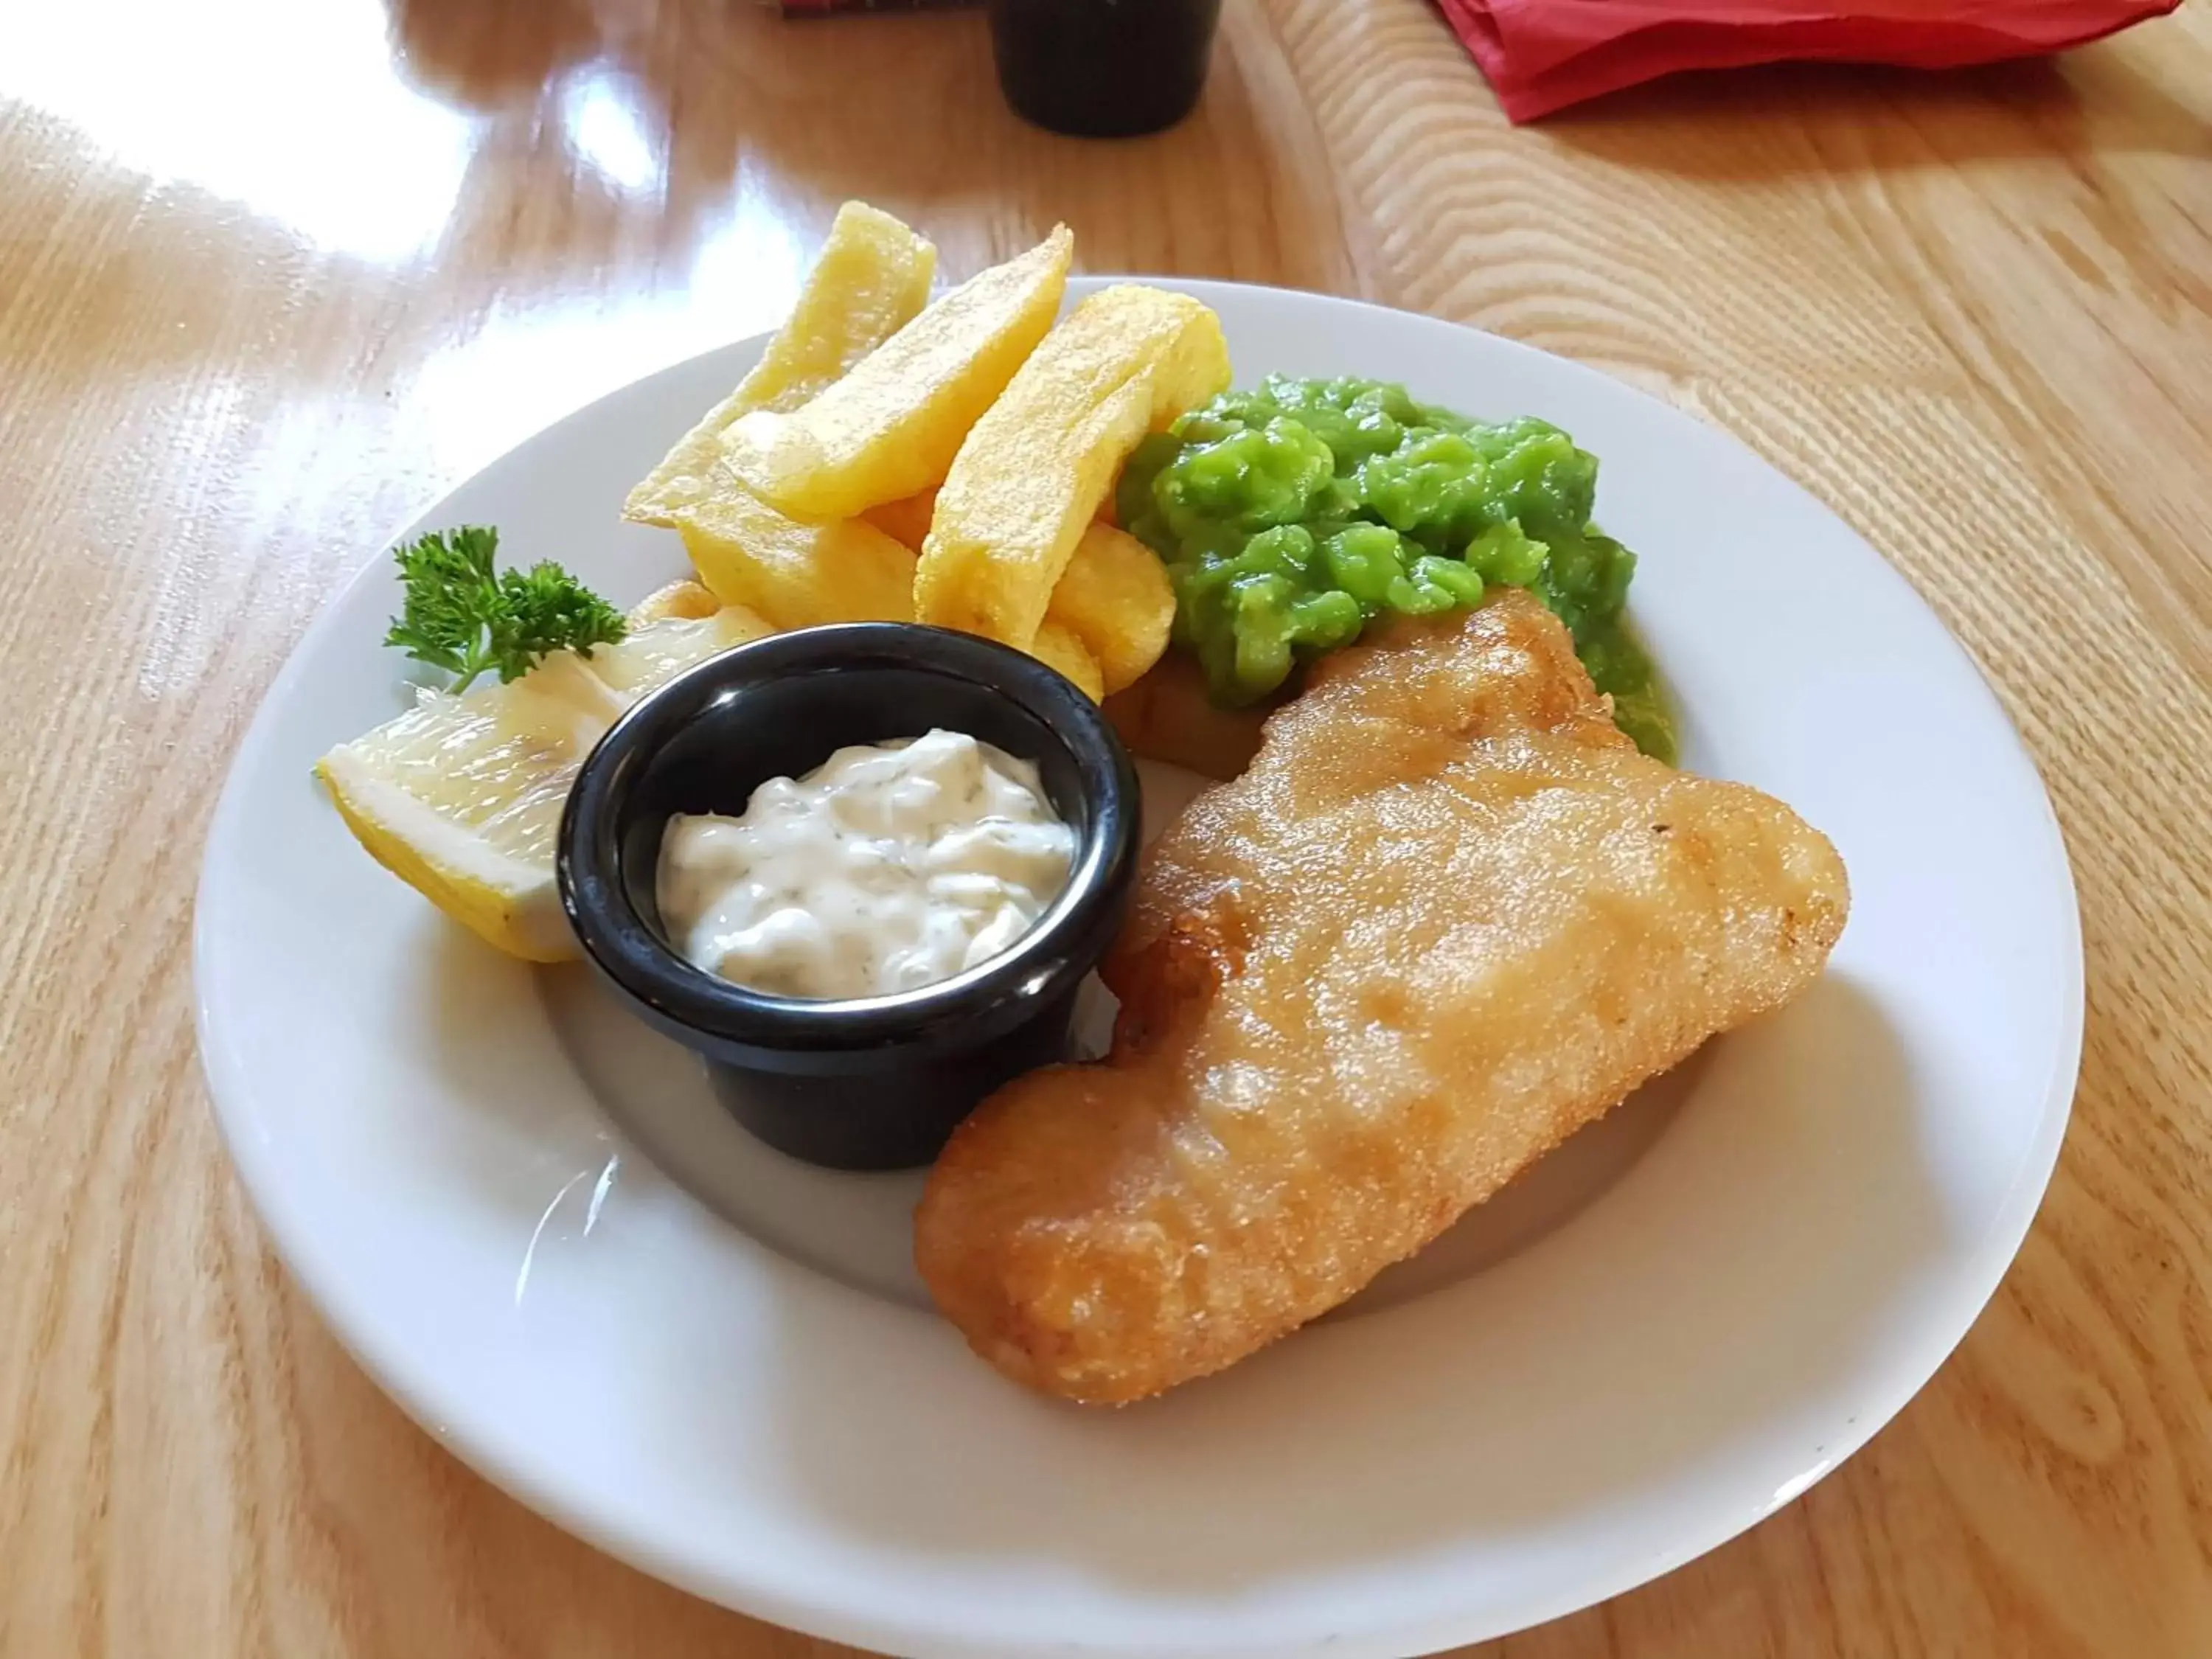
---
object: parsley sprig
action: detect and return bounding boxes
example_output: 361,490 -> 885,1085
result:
383,526 -> 627,692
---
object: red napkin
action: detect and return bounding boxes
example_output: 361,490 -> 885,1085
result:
1436,0 -> 2180,121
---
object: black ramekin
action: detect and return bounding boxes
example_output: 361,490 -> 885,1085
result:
556,623 -> 1141,1172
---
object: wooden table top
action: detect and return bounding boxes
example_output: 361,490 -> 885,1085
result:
5,1 -> 2210,1654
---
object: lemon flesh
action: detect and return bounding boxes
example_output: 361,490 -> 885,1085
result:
316,599 -> 769,961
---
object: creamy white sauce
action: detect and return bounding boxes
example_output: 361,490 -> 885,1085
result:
656,728 -> 1076,1001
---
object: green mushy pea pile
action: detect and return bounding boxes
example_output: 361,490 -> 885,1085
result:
1116,374 -> 1676,762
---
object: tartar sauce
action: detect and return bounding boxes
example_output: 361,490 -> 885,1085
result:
657,728 -> 1077,1001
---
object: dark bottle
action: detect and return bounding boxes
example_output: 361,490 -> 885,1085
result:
987,0 -> 1224,139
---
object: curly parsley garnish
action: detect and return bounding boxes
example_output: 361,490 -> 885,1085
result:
383,526 -> 627,692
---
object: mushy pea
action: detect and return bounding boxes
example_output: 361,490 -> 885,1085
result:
1116,374 -> 1676,762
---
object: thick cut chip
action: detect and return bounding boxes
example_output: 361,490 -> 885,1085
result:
720,226 -> 1076,521
625,203 -> 936,526
678,487 -> 917,628
728,204 -> 939,417
863,487 -> 939,552
868,496 -> 1173,698
914,285 -> 1229,653
1027,620 -> 1105,703
625,203 -> 933,626
1043,523 -> 1175,695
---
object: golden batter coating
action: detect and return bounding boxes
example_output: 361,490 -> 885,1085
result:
915,591 -> 1850,1405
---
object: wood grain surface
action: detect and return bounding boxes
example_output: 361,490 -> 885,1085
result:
3,1 -> 2210,1654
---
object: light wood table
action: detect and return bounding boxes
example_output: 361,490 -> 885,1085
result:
5,1 -> 2210,1654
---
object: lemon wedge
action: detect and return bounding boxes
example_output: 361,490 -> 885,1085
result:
318,589 -> 769,962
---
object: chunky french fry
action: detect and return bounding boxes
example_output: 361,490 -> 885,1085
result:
731,205 -> 939,417
625,203 -> 936,526
863,490 -> 1163,698
863,487 -> 939,552
914,285 -> 1230,653
622,213 -> 1166,706
678,487 -> 917,629
721,227 -> 1076,521
1043,523 -> 1175,695
1028,619 -> 1105,703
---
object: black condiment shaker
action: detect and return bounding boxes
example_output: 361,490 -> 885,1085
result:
987,0 -> 1224,139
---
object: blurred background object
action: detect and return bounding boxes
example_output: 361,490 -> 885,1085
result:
776,0 -> 973,10
987,0 -> 1222,136
773,0 -> 1219,137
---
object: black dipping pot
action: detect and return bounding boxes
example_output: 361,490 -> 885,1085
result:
987,0 -> 1223,139
557,624 -> 1141,1172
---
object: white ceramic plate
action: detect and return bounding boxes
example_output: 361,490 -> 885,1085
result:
195,279 -> 2081,1659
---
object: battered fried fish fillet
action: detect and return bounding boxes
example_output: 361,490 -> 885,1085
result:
915,589 -> 1850,1405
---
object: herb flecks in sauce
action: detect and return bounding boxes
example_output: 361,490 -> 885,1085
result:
657,730 -> 1076,1001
